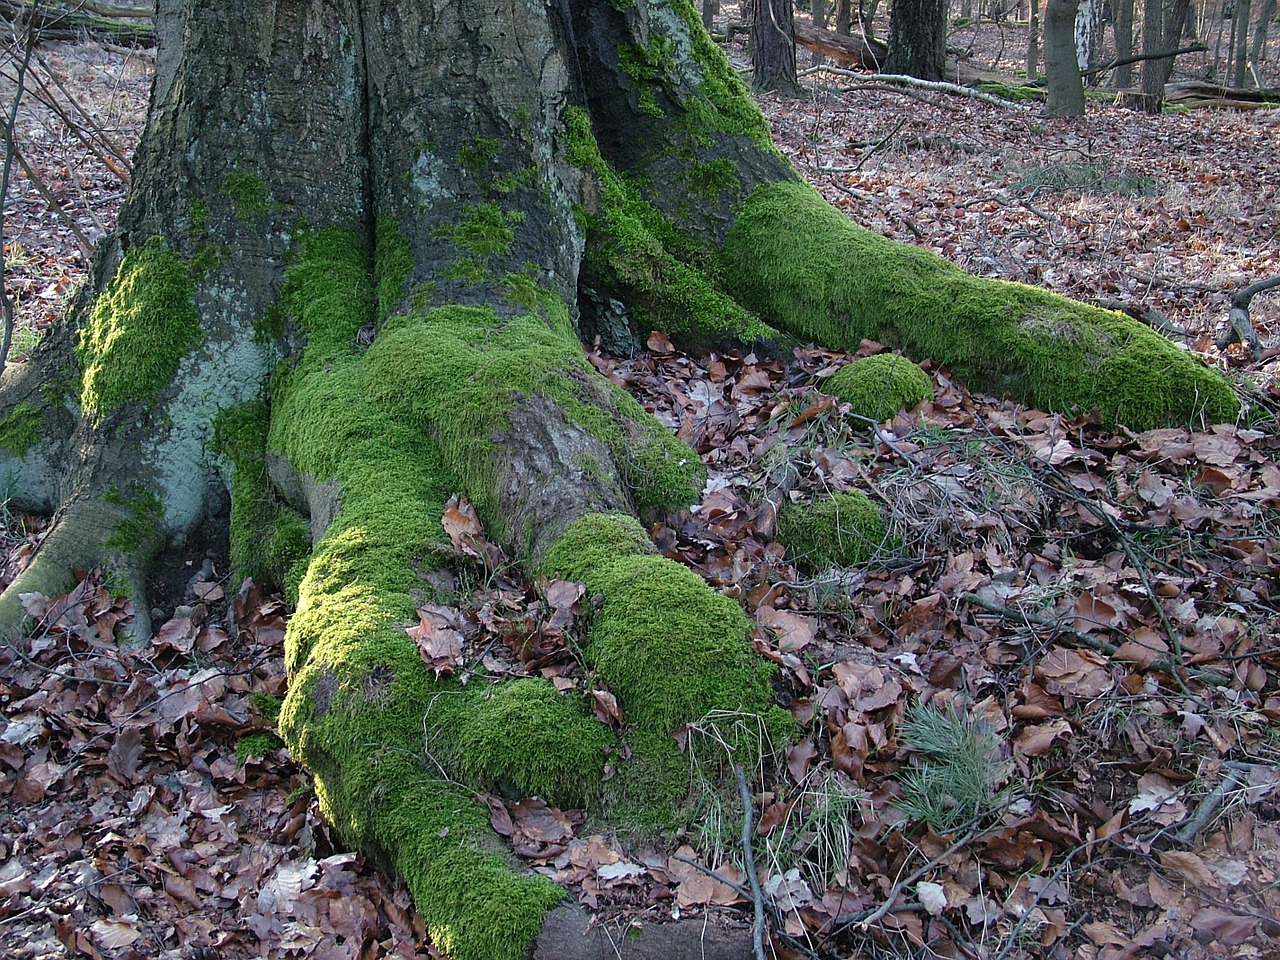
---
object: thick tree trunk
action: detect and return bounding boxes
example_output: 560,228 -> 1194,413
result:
884,0 -> 949,79
1045,0 -> 1088,112
0,1 -> 1239,958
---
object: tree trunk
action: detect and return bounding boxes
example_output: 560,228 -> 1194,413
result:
884,0 -> 949,79
1028,0 -> 1043,80
1075,0 -> 1105,78
1252,0 -> 1277,66
1113,0 -> 1136,85
1232,0 -> 1253,85
752,0 -> 802,92
1140,0 -> 1169,106
0,1 -> 1239,958
1045,0 -> 1088,112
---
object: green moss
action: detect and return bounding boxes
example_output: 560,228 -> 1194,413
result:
722,181 -> 1239,429
360,304 -> 702,536
687,158 -> 740,199
435,203 -> 523,259
103,484 -> 164,554
666,0 -> 777,151
492,166 -> 537,194
222,170 -> 272,220
249,692 -> 283,722
0,403 -> 45,456
563,107 -> 775,346
450,679 -> 610,805
78,237 -> 203,420
458,137 -> 501,176
236,731 -> 285,764
189,197 -> 209,235
619,42 -> 670,118
540,513 -> 792,828
775,491 -> 891,571
272,231 -> 567,960
824,354 -> 935,421
375,214 -> 414,322
187,244 -> 223,280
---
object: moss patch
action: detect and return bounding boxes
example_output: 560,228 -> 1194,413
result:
564,107 -> 774,347
824,354 -> 935,421
776,491 -> 891,571
541,513 -> 792,828
236,731 -> 284,764
78,237 -> 203,420
103,484 -> 164,554
0,403 -> 45,456
722,181 -> 1239,430
222,170 -> 272,220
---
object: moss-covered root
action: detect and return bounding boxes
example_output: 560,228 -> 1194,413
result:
540,513 -> 793,827
722,181 -> 1239,430
0,495 -> 153,643
824,354 -> 935,421
775,491 -> 893,572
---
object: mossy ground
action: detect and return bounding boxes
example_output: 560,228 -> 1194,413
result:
824,353 -> 935,421
77,237 -> 203,420
775,491 -> 893,572
722,181 -> 1239,430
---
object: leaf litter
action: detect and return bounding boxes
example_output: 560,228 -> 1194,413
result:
3,32 -> 1280,960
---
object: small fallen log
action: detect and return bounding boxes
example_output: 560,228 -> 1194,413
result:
793,19 -> 1000,86
1216,274 -> 1280,360
1165,79 -> 1280,108
0,0 -> 154,45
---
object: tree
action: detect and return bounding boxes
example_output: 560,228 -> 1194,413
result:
0,1 -> 1238,958
1044,0 -> 1088,113
884,0 -> 949,80
752,0 -> 801,92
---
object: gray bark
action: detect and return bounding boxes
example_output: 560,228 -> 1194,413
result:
1045,0 -> 1087,113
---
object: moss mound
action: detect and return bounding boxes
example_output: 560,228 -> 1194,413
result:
722,181 -> 1239,430
776,491 -> 890,571
824,354 -> 934,421
542,513 -> 793,828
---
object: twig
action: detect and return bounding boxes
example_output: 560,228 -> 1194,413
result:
4,136 -> 94,257
832,826 -> 978,930
958,592 -> 1232,687
1172,764 -> 1245,847
853,116 -> 907,172
735,765 -> 768,960
1079,44 -> 1208,78
671,854 -> 754,901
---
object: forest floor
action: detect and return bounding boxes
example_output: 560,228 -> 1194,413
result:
2,21 -> 1279,960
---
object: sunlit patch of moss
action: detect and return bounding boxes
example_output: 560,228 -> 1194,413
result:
249,692 -> 283,722
775,491 -> 892,571
824,354 -> 934,421
434,203 -> 523,259
563,107 -> 775,347
0,403 -> 45,456
236,730 -> 284,764
222,170 -> 272,220
722,181 -> 1239,429
78,237 -> 203,420
272,231 -> 568,960
687,158 -> 741,199
540,513 -> 793,830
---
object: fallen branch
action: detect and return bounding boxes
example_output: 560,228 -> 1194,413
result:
735,766 -> 768,960
1215,274 -> 1280,360
1096,298 -> 1190,340
799,65 -> 1026,109
1172,764 -> 1245,847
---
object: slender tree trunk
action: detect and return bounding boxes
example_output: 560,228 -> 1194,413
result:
1045,0 -> 1087,112
1028,0 -> 1043,78
1075,0 -> 1105,77
1232,0 -> 1253,84
1113,0 -> 1136,84
752,0 -> 801,92
836,0 -> 854,32
1252,0 -> 1278,68
884,0 -> 949,79
1140,0 -> 1169,107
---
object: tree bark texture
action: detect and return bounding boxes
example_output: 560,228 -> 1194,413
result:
1045,0 -> 1088,112
1113,0 -> 1136,86
0,1 -> 1240,958
751,0 -> 801,92
884,0 -> 949,80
